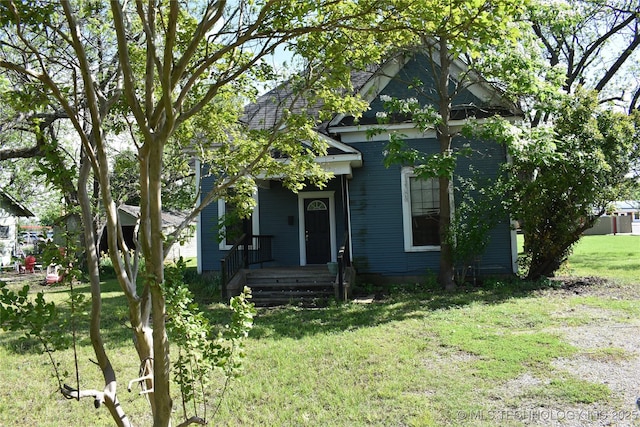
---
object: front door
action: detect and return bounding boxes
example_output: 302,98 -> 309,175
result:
304,198 -> 331,264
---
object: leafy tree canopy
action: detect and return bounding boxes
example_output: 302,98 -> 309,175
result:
0,1 -> 431,426
473,89 -> 640,279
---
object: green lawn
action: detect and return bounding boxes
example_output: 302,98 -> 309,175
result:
517,233 -> 640,282
565,235 -> 640,282
0,235 -> 639,426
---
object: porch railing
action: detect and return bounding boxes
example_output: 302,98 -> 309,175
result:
337,232 -> 351,301
220,234 -> 273,299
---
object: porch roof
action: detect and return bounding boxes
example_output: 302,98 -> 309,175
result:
314,133 -> 362,177
0,190 -> 34,217
256,132 -> 362,180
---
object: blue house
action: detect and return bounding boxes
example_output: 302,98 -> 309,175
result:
197,52 -> 520,297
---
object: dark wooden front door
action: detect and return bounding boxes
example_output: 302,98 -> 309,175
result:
304,198 -> 331,264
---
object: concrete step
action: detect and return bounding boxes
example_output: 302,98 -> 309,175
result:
244,267 -> 336,306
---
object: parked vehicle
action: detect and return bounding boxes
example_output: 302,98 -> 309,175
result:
21,232 -> 39,245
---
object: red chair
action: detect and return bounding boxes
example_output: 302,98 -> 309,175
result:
23,255 -> 36,273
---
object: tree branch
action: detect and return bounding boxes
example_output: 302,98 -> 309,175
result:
0,144 -> 42,160
595,31 -> 640,92
176,417 -> 207,427
629,86 -> 640,112
60,384 -> 131,427
573,14 -> 637,90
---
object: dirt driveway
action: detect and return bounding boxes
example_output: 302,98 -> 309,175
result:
497,278 -> 640,427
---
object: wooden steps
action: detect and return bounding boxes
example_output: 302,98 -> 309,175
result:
244,267 -> 336,306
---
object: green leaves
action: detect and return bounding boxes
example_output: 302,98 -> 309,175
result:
0,283 -> 53,339
163,261 -> 255,423
0,1 -> 57,27
0,280 -> 77,360
378,95 -> 469,179
446,171 -> 505,284
482,88 -> 640,278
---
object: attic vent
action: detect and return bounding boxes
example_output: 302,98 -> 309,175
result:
307,200 -> 328,211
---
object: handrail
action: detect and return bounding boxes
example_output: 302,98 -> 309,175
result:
220,234 -> 273,299
337,231 -> 351,301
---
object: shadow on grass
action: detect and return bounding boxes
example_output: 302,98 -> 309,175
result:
0,278 -> 139,355
0,274 -> 585,351
570,253 -> 640,272
204,278 -> 569,340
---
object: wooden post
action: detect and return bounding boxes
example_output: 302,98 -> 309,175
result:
220,258 -> 227,301
243,219 -> 250,268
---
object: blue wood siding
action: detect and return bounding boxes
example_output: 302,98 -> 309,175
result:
454,138 -> 513,275
199,176 -> 347,271
344,53 -> 514,277
199,175 -> 221,271
256,181 -> 300,267
348,136 -> 513,276
348,144 -> 411,274
361,54 -> 483,125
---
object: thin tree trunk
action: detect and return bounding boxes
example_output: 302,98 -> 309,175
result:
436,37 -> 456,291
78,150 -> 132,426
525,223 -> 598,280
146,140 -> 172,427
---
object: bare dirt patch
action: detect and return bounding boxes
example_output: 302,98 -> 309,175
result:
0,271 -> 47,290
496,277 -> 640,427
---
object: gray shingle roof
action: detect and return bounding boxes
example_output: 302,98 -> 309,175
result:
118,204 -> 186,229
241,64 -> 380,134
241,52 -> 520,133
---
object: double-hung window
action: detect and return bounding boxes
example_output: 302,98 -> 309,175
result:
218,193 -> 260,250
401,167 -> 440,251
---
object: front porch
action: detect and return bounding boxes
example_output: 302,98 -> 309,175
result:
228,266 -> 335,306
221,233 -> 355,305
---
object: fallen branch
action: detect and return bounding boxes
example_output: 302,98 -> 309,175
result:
176,416 -> 207,427
61,384 -> 104,408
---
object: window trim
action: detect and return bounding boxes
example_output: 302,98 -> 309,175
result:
0,225 -> 9,239
218,191 -> 260,251
401,167 -> 441,252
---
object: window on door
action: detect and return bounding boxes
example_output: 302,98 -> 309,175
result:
401,167 -> 441,251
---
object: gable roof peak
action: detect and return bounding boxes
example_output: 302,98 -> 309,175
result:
0,189 -> 34,217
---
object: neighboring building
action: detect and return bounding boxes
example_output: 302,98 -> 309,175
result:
611,201 -> 640,223
198,52 -> 521,284
0,190 -> 34,266
98,204 -> 197,262
583,201 -> 639,235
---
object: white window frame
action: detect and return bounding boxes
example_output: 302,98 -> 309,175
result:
0,225 -> 9,239
218,191 -> 260,250
401,167 -> 441,252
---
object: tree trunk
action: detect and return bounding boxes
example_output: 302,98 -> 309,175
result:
78,151 -> 132,426
526,256 -> 563,281
524,217 -> 598,280
436,37 -> 456,291
145,140 -> 172,427
438,174 -> 456,291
